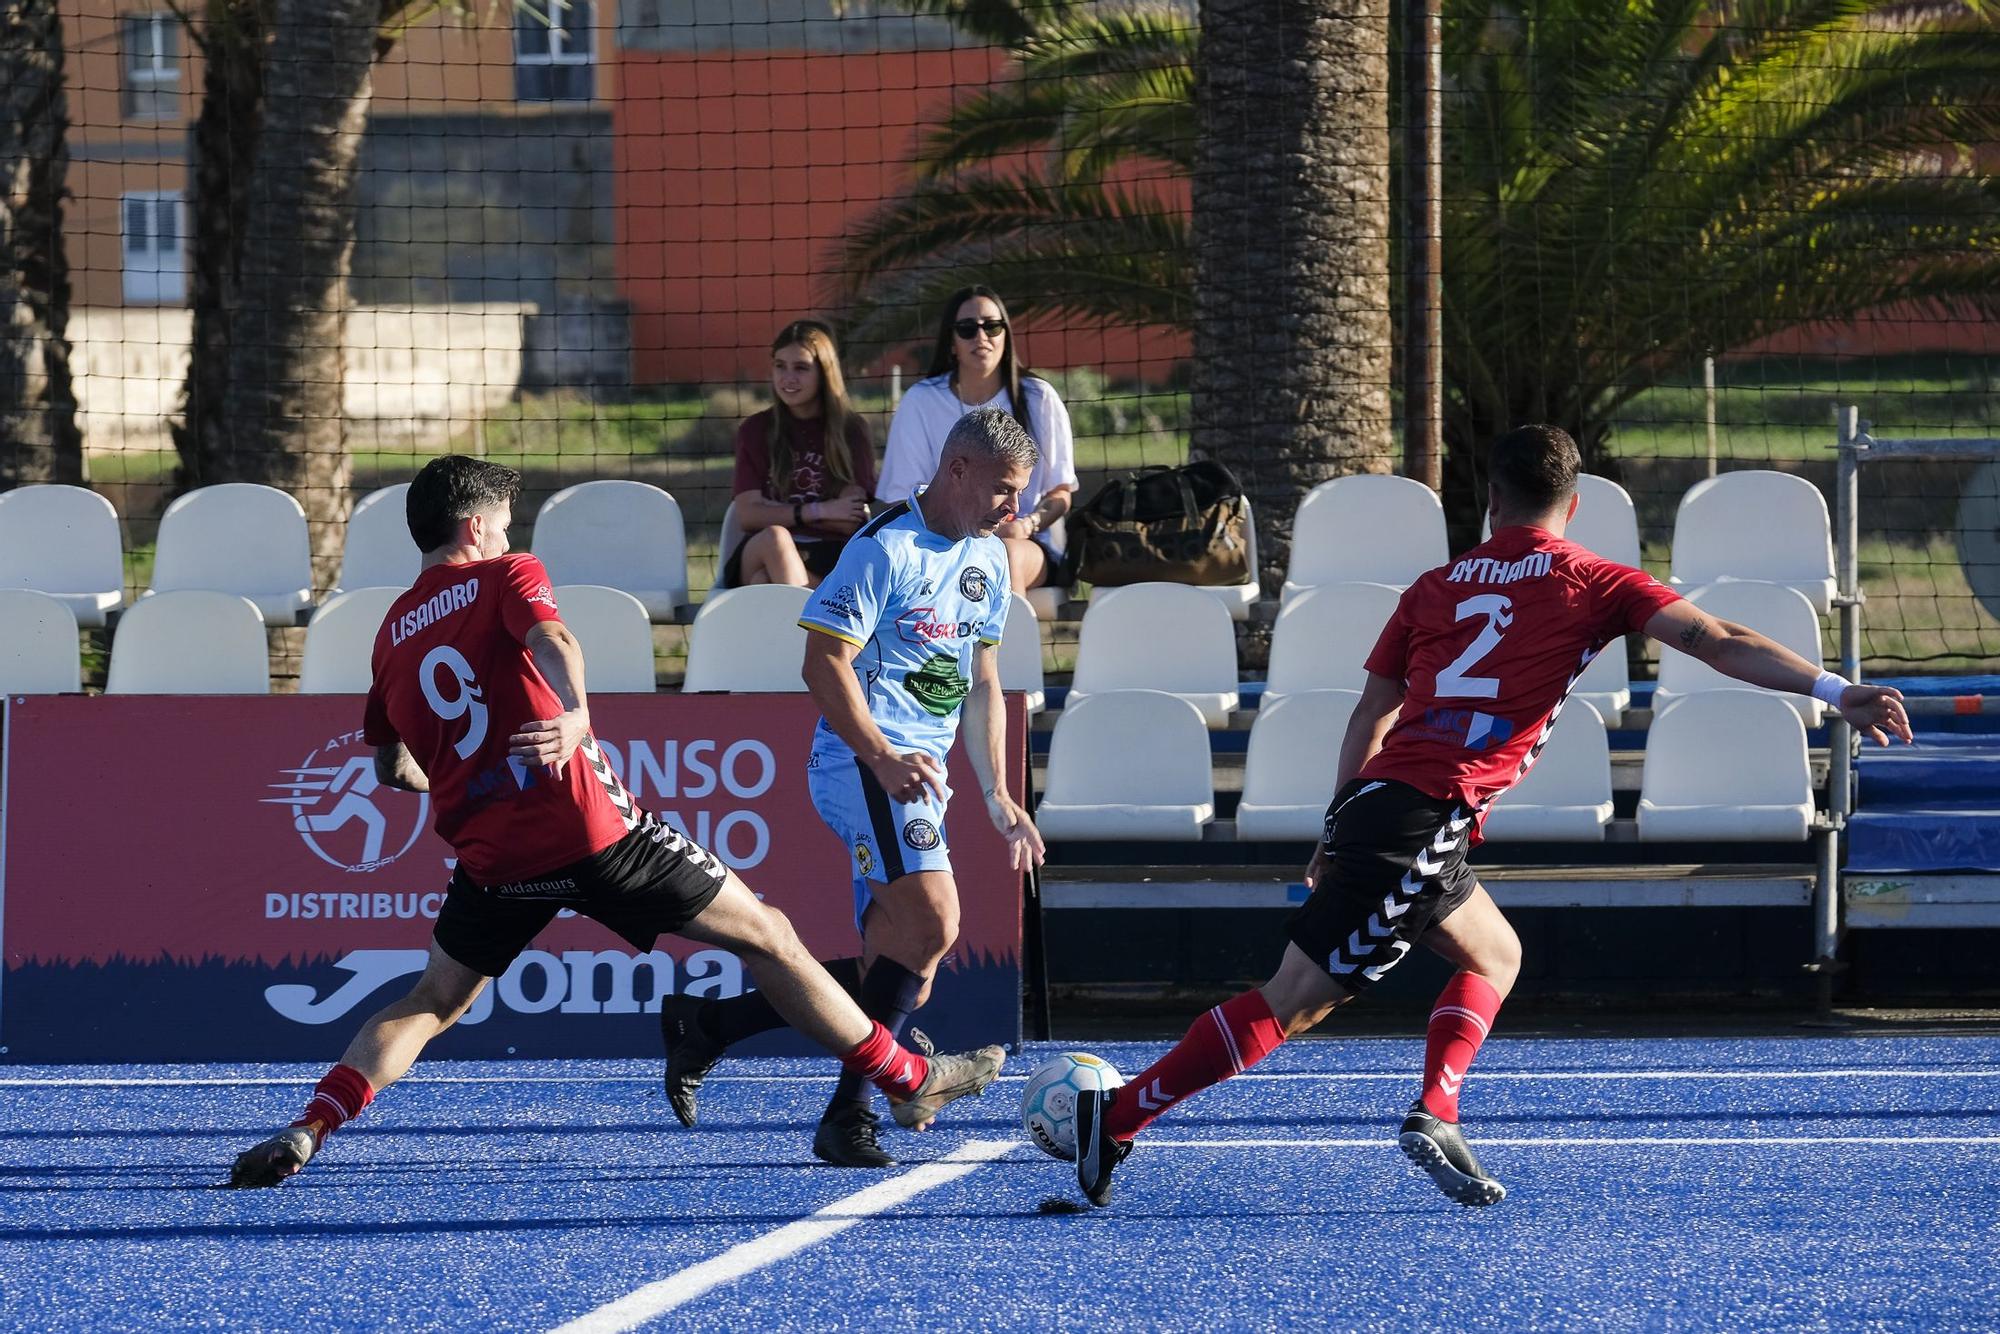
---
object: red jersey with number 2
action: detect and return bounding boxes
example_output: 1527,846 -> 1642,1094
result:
362,552 -> 634,883
1360,526 -> 1683,840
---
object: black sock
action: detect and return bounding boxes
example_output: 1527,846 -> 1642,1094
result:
700,955 -> 864,1049
827,958 -> 927,1113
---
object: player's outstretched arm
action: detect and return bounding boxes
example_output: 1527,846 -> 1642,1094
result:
512,620 -> 592,776
966,643 -> 1043,872
373,740 -> 430,793
1642,601 -> 1913,746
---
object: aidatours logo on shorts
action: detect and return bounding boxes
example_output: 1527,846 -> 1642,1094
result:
266,730 -> 429,873
958,565 -> 989,602
903,818 -> 941,851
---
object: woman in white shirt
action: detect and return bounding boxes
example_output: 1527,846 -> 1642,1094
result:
877,285 -> 1079,594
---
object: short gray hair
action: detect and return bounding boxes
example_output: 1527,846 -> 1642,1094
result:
941,406 -> 1039,473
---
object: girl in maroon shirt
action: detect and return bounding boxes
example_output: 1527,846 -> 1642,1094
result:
724,320 -> 877,589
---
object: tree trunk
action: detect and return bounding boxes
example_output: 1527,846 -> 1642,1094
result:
181,0 -> 377,591
1190,0 -> 1394,597
0,0 -> 82,489
173,0 -> 270,493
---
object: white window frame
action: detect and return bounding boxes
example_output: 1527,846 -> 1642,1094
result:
122,13 -> 179,119
121,191 -> 186,304
515,0 -> 595,102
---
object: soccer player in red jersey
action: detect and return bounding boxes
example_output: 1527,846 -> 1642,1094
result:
1073,425 -> 1914,1208
229,457 -> 1004,1187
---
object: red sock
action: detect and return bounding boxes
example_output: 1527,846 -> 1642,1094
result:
1420,971 -> 1503,1121
1105,989 -> 1286,1141
291,1064 -> 376,1147
839,1021 -> 931,1101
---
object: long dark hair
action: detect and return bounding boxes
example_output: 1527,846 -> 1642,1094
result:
766,320 -> 858,493
924,285 -> 1038,438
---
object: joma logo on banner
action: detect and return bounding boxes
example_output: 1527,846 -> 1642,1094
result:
265,948 -> 750,1025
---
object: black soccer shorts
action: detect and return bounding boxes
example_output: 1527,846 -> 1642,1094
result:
434,816 -> 729,978
1286,778 -> 1479,993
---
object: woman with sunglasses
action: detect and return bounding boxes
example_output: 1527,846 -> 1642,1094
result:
725,320 -> 878,589
877,286 -> 1078,595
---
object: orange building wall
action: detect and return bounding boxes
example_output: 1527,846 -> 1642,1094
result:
614,46 -> 1189,385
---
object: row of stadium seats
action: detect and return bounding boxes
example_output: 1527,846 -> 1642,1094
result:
0,468 -> 1835,630
0,583 -> 1050,700
0,565 -> 1823,731
1036,688 -> 1817,843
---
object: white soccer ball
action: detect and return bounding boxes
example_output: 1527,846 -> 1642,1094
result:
1020,1051 -> 1124,1160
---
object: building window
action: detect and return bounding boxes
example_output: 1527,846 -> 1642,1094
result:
121,192 -> 185,304
121,13 -> 180,120
516,0 -> 594,103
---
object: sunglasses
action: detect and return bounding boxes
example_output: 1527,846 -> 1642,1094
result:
953,318 -> 1008,340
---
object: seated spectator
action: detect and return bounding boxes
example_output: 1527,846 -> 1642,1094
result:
877,286 -> 1078,594
725,321 -> 878,589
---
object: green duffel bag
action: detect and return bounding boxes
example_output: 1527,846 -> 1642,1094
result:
1068,460 -> 1250,587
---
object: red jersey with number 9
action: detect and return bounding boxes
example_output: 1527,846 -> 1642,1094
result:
362,552 -> 636,883
1359,525 -> 1682,840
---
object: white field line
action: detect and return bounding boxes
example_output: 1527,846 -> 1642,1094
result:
1147,1135 -> 2000,1148
4,1067 -> 2000,1088
545,1139 -> 1014,1334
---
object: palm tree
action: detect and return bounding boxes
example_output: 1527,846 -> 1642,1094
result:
0,0 -> 83,489
1190,0 -> 1393,590
834,0 -> 2000,540
173,0 -> 429,588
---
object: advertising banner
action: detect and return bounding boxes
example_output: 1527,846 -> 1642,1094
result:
0,694 -> 1025,1062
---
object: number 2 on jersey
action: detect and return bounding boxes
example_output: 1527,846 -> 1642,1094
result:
420,644 -> 489,758
1434,594 -> 1513,699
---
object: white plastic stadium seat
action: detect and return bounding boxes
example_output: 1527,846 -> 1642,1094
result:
335,484 -> 417,594
1652,581 -> 1826,725
533,480 -> 689,622
0,590 -> 82,694
1036,690 -> 1215,841
997,592 -> 1046,714
1670,469 -> 1835,612
682,584 -> 812,693
1066,582 -> 1240,727
1572,638 -> 1631,723
0,484 -> 125,628
1282,474 -> 1447,604
1480,473 -> 1641,569
708,499 -> 746,598
147,483 -> 313,624
1480,700 -> 1614,841
107,590 -> 269,694
1235,690 -> 1361,842
554,585 -> 657,693
299,587 -> 401,694
1263,582 -> 1402,708
1638,689 -> 1812,841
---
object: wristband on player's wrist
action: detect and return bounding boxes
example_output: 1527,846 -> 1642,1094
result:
1811,670 -> 1852,707
793,501 -> 805,527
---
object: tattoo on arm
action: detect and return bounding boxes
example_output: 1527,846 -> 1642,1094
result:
1677,618 -> 1710,654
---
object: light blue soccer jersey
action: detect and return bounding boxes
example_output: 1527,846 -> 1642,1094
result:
799,493 -> 1010,765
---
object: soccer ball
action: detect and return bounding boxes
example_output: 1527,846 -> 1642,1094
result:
1020,1052 -> 1124,1160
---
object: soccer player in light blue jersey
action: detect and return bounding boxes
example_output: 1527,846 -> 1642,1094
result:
662,409 -> 1047,1166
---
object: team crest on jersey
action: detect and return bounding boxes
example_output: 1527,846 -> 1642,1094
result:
527,582 -> 558,609
266,732 -> 429,873
903,819 -> 941,851
958,566 -> 989,602
854,840 -> 876,876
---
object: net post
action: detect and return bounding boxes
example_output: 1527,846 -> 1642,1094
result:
1812,407 -> 1864,1016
